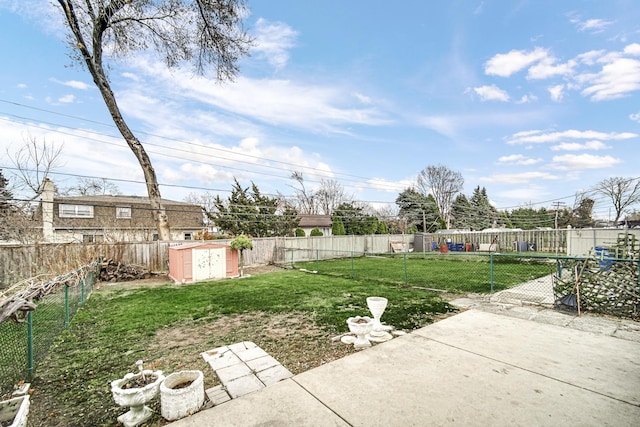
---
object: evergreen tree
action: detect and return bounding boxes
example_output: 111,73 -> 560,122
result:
450,194 -> 473,230
395,188 -> 440,232
376,221 -> 389,234
209,178 -> 299,237
469,186 -> 498,230
332,203 -> 378,235
332,218 -> 346,235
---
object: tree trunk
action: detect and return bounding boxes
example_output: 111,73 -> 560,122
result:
58,0 -> 171,240
95,77 -> 172,240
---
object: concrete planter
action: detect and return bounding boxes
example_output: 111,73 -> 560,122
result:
346,316 -> 374,349
0,395 -> 30,427
111,370 -> 164,427
160,370 -> 205,421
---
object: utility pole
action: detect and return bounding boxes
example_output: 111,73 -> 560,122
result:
552,201 -> 564,255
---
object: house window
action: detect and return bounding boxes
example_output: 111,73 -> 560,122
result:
83,235 -> 94,243
184,233 -> 192,240
59,204 -> 94,218
116,206 -> 132,219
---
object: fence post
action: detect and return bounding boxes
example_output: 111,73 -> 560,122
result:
65,284 -> 70,329
315,250 -> 319,273
27,311 -> 34,380
351,251 -> 355,279
81,277 -> 85,306
403,252 -> 408,286
490,253 -> 495,293
556,258 -> 563,279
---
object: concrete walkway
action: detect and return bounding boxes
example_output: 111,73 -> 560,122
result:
168,307 -> 640,426
490,273 -> 555,305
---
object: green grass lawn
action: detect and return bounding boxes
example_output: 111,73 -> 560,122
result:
295,253 -> 557,293
27,269 -> 455,426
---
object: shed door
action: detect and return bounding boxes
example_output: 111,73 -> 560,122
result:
193,248 -> 225,281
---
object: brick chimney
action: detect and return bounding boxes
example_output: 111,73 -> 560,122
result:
41,178 -> 54,242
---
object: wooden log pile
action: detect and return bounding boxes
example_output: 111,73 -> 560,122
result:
99,259 -> 151,282
0,262 -> 98,324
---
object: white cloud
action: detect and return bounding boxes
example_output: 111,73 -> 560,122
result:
551,154 -> 622,170
58,94 -> 75,103
353,92 -> 372,104
498,185 -> 549,201
580,57 -> 640,100
506,129 -> 637,145
473,84 -> 510,102
480,171 -> 561,184
550,141 -> 610,151
568,13 -> 615,33
630,112 -> 640,123
17,83 -> 27,89
63,80 -> 90,90
548,84 -> 564,102
365,178 -> 411,193
49,78 -> 90,90
575,18 -> 615,33
516,94 -> 537,104
123,57 -> 391,136
484,47 -> 548,77
623,43 -> 640,56
496,154 -> 542,165
527,58 -> 576,79
576,50 -> 606,65
167,163 -> 236,184
252,18 -> 298,70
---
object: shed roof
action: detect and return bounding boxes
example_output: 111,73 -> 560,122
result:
298,215 -> 332,228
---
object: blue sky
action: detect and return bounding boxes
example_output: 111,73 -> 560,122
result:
1,0 -> 639,220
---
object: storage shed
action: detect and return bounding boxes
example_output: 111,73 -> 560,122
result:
168,242 -> 239,283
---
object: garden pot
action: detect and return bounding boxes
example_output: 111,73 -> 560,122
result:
160,370 -> 205,421
111,370 -> 164,427
0,394 -> 30,427
346,316 -> 374,349
367,296 -> 393,341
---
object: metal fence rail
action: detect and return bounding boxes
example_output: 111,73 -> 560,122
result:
0,262 -> 99,395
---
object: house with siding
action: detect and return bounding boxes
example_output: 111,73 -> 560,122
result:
297,214 -> 332,236
37,179 -> 204,243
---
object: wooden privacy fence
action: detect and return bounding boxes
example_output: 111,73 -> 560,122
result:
2,229 -> 637,286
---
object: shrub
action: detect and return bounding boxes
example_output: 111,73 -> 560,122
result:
295,228 -> 306,237
310,228 -> 323,236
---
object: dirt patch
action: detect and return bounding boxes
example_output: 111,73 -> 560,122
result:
147,311 -> 356,394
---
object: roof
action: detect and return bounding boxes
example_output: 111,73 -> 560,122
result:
298,215 -> 332,228
169,242 -> 230,251
54,194 -> 200,207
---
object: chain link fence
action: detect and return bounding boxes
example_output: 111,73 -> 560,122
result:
284,249 -> 639,319
0,261 -> 99,395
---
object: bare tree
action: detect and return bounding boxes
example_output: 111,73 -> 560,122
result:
56,0 -> 252,240
60,177 -> 121,196
416,164 -> 464,229
6,134 -> 63,201
290,171 -> 317,214
316,179 -> 352,215
592,177 -> 640,224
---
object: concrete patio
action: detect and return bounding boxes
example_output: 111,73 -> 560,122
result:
168,307 -> 640,426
